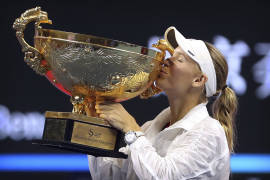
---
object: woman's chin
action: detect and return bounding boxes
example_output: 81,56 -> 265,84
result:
155,77 -> 166,90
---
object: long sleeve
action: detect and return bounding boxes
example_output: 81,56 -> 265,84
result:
88,120 -> 153,180
88,155 -> 128,180
129,128 -> 229,180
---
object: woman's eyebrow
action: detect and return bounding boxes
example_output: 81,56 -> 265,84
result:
174,51 -> 186,59
174,50 -> 187,56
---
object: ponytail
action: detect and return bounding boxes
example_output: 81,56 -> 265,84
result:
212,87 -> 238,152
204,42 -> 238,153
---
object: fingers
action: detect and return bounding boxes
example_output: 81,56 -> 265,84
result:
95,105 -> 112,113
99,113 -> 107,119
95,103 -> 119,119
99,113 -> 119,129
95,102 -> 120,111
94,103 -> 125,129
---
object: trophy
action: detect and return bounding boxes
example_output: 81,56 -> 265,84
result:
13,7 -> 173,158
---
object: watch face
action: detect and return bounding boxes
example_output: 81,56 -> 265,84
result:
125,132 -> 136,144
126,133 -> 135,142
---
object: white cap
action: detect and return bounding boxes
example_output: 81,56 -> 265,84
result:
164,26 -> 217,97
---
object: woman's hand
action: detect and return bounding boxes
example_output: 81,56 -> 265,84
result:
95,102 -> 141,133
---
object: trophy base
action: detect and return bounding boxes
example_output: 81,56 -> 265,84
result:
34,111 -> 127,158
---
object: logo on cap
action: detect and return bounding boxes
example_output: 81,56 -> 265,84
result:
188,50 -> 195,56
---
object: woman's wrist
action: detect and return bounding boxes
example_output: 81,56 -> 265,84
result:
123,125 -> 141,133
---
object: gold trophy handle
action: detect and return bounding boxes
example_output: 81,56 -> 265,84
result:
13,7 -> 52,75
140,39 -> 174,99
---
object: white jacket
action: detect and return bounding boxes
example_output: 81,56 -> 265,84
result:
88,103 -> 230,180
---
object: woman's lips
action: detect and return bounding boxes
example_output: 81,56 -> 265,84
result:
159,69 -> 168,77
160,71 -> 168,75
160,68 -> 168,74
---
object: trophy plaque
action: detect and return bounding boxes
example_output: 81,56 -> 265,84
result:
13,7 -> 173,158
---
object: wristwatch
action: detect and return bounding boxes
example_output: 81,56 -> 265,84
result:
124,131 -> 144,145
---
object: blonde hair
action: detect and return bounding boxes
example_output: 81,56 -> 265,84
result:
204,42 -> 238,153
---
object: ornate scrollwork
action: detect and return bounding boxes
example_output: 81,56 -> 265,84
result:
152,39 -> 174,57
13,7 -> 52,75
140,39 -> 174,99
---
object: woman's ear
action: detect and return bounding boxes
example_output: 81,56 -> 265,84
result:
192,74 -> 208,88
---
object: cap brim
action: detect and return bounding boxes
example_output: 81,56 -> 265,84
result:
165,27 -> 179,49
165,27 -> 195,58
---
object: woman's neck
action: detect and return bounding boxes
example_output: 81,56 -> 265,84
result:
167,93 -> 201,125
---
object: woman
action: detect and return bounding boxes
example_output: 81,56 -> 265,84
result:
88,26 -> 238,180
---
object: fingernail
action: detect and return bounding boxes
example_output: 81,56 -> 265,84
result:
99,114 -> 105,118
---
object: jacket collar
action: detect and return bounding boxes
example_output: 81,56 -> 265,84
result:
165,102 -> 209,131
150,102 -> 209,133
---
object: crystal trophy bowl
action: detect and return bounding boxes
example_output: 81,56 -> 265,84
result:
13,7 -> 173,158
